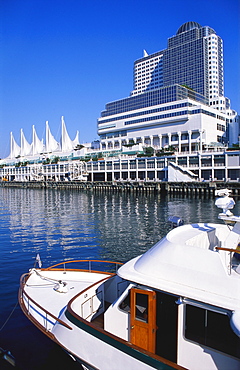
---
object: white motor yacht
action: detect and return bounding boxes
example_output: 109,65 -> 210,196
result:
19,189 -> 240,369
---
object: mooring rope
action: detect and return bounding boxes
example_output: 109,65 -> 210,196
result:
0,300 -> 19,332
34,269 -> 63,283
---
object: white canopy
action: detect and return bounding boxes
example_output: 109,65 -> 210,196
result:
60,116 -> 79,152
5,118 -> 80,159
45,121 -> 60,153
20,129 -> 32,156
32,125 -> 44,155
8,132 -> 21,159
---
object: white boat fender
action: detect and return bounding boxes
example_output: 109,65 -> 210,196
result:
54,280 -> 68,293
230,311 -> 240,337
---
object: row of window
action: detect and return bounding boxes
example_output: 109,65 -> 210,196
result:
99,130 -> 127,140
124,108 -> 221,126
217,123 -> 225,132
101,86 -> 208,118
99,102 -> 194,126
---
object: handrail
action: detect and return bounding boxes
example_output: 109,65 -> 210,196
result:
215,247 -> 240,275
215,247 -> 240,253
19,273 -> 72,331
44,259 -> 123,272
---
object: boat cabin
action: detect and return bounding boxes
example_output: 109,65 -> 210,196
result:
65,220 -> 240,369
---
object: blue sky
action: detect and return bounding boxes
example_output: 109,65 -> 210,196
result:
0,0 -> 239,159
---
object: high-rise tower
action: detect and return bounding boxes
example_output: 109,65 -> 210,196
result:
98,22 -> 238,151
131,22 -> 224,109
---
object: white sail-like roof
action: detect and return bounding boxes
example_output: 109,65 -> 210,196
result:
45,121 -> 59,153
3,117 -> 81,161
32,125 -> 44,155
8,132 -> 21,159
20,129 -> 32,157
72,130 -> 79,148
60,116 -> 73,152
60,116 -> 79,152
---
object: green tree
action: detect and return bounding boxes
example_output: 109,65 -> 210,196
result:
144,146 -> 154,156
51,156 -> 60,164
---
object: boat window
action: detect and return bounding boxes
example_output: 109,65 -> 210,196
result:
135,292 -> 148,323
119,292 -> 130,313
185,304 -> 240,359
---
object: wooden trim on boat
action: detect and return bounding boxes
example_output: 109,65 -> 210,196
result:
68,274 -> 112,305
65,310 -> 186,369
44,259 -> 123,271
41,268 -> 116,275
18,291 -> 56,341
215,247 -> 240,253
18,259 -> 123,340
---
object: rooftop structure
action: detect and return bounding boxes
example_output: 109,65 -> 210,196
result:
6,117 -> 79,161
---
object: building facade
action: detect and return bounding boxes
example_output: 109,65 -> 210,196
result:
98,85 -> 227,153
84,151 -> 240,182
0,22 -> 239,184
1,150 -> 239,182
131,21 -> 223,102
98,22 -> 238,152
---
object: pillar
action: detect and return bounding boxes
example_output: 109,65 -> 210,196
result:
188,130 -> 192,154
178,131 -> 181,153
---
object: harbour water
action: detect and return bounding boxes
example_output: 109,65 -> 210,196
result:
0,187 -> 239,369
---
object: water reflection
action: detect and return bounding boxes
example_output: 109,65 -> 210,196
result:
0,188 -> 240,369
1,188 -> 239,266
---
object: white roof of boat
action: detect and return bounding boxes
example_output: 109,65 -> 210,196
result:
118,223 -> 240,311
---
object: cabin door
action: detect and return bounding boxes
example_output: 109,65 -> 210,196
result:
130,288 -> 157,353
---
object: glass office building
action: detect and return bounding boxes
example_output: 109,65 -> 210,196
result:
131,21 -> 223,101
163,23 -> 223,101
98,22 -> 237,151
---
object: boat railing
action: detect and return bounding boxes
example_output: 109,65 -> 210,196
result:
43,259 -> 123,274
19,273 -> 72,334
215,247 -> 240,274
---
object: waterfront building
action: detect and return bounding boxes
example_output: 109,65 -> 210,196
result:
98,22 -> 238,152
0,22 -> 239,183
0,159 -> 88,182
98,85 -> 228,153
85,150 -> 240,182
1,149 -> 240,182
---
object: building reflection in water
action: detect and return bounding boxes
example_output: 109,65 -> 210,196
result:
1,187 -> 239,265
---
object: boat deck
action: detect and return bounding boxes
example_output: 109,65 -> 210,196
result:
92,312 -> 104,328
91,302 -> 111,329
22,269 -> 110,330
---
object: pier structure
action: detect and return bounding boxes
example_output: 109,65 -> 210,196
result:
1,179 -> 240,198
